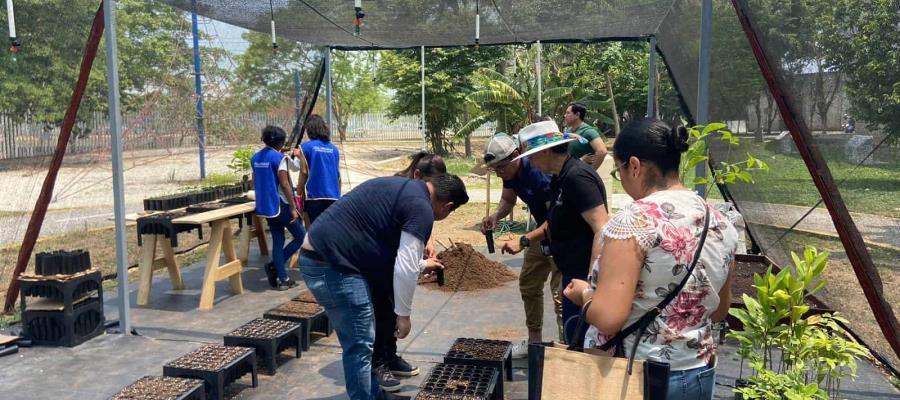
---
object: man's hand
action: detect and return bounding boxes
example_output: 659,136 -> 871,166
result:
395,315 -> 412,339
563,279 -> 591,307
421,258 -> 444,279
500,239 -> 523,255
290,208 -> 300,223
290,148 -> 301,158
481,214 -> 498,234
425,240 -> 437,259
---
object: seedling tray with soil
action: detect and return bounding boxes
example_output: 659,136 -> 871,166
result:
163,345 -> 258,400
443,338 -> 513,394
111,376 -> 205,400
416,363 -> 502,400
223,318 -> 302,375
291,290 -> 318,304
263,301 -> 332,351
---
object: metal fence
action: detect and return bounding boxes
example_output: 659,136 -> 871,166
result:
0,111 -> 497,160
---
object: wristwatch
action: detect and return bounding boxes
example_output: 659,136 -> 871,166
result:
519,235 -> 531,248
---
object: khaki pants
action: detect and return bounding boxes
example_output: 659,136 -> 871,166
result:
520,243 -> 564,341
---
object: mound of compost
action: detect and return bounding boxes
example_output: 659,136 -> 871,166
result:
420,242 -> 516,292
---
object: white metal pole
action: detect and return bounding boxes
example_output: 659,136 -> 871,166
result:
325,48 -> 333,133
420,46 -> 426,151
5,0 -> 15,39
647,36 -> 657,118
536,41 -> 542,117
695,0 -> 713,195
104,0 -> 130,334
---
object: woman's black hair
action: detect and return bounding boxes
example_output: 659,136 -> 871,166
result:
569,103 -> 588,121
305,114 -> 330,142
261,125 -> 287,148
395,151 -> 447,178
613,118 -> 689,174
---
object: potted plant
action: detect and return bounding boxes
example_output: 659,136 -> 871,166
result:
728,246 -> 869,399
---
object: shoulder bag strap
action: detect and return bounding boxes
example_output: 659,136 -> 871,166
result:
598,204 -> 711,352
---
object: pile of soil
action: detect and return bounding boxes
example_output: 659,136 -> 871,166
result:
420,242 -> 517,292
292,290 -> 318,303
731,260 -> 769,303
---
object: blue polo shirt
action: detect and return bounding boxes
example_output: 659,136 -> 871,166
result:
502,157 -> 552,225
251,147 -> 284,218
301,139 -> 341,200
308,177 -> 434,280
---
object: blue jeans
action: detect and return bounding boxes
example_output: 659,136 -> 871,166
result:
300,256 -> 381,400
561,270 -> 587,343
667,365 -> 715,400
265,201 -> 306,280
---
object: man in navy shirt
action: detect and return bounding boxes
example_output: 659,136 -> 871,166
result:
299,174 -> 468,400
481,133 -> 564,347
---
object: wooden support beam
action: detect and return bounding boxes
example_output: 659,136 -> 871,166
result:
732,0 -> 900,359
4,3 -> 106,313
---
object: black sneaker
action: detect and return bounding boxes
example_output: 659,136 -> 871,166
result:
277,277 -> 298,291
375,364 -> 402,392
264,262 -> 277,288
388,355 -> 419,377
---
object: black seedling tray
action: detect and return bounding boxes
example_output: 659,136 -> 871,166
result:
23,296 -> 105,347
416,363 -> 502,400
35,249 -> 91,275
223,318 -> 302,375
136,210 -> 203,247
19,269 -> 102,309
111,376 -> 206,400
443,338 -> 513,394
263,302 -> 332,351
186,201 -> 232,214
163,345 -> 258,400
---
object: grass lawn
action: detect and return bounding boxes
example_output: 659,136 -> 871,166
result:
719,141 -> 899,218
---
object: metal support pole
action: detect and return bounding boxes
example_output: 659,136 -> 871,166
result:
420,46 -> 426,150
191,0 -> 206,179
646,36 -> 657,118
104,0 -> 131,335
294,69 -> 302,120
536,41 -> 542,117
325,48 -> 333,133
695,0 -> 713,195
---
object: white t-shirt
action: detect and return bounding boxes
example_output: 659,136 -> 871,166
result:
276,156 -> 302,204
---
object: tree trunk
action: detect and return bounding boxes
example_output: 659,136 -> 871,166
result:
605,72 -> 620,136
754,89 -> 764,142
765,93 -> 777,135
464,134 -> 472,157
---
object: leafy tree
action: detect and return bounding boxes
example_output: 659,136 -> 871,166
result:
231,32 -> 323,111
331,51 -> 388,141
0,0 -> 209,130
378,46 -> 506,155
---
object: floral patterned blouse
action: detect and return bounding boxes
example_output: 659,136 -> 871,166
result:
584,190 -> 738,371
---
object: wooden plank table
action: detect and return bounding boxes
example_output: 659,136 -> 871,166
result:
125,209 -> 189,306
171,202 -> 256,311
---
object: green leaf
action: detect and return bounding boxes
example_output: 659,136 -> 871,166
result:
702,122 -> 727,136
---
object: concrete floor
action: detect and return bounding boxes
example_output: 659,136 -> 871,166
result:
1,246 -> 898,399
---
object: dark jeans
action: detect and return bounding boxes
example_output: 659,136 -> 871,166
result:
265,201 -> 306,280
370,279 -> 397,368
560,270 -> 588,344
300,256 -> 381,400
305,199 -> 336,224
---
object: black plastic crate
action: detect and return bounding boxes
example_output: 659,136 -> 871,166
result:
111,376 -> 205,400
443,338 -> 513,393
136,210 -> 203,247
263,301 -> 332,351
35,249 -> 91,276
223,318 -> 302,375
163,345 -> 258,400
22,296 -> 105,347
416,363 -> 502,400
19,269 -> 102,307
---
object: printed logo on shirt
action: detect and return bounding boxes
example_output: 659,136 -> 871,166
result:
313,147 -> 335,154
253,161 -> 271,168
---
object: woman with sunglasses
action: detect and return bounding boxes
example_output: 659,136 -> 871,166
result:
564,118 -> 738,400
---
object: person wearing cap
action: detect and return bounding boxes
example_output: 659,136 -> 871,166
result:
481,133 -> 564,347
565,103 -> 609,170
514,120 -> 609,343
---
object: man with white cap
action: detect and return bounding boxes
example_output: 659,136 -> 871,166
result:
513,120 -> 609,343
481,133 -> 564,348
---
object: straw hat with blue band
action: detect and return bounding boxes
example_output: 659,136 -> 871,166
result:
513,120 -> 576,161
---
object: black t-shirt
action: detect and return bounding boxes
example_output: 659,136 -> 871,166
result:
547,157 -> 607,275
309,176 -> 434,280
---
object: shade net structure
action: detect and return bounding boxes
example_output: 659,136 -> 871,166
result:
163,0 -> 900,367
